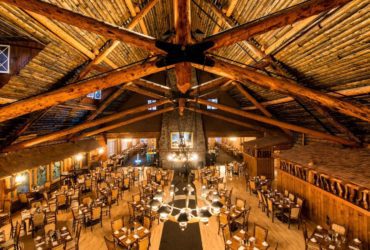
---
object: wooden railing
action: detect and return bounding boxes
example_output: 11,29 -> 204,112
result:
279,158 -> 369,211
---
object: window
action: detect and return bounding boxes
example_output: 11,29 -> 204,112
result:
107,139 -> 117,156
148,99 -> 157,110
87,90 -> 102,100
207,98 -> 218,110
0,45 -> 10,73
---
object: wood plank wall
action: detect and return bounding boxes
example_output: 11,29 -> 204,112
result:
276,169 -> 370,247
244,153 -> 274,179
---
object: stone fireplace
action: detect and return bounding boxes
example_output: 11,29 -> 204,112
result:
158,109 -> 206,169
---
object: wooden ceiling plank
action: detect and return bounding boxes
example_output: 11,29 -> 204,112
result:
125,84 -> 165,99
193,59 -> 370,123
2,99 -> 172,152
0,0 -> 164,53
212,0 -> 237,34
134,78 -> 172,95
195,99 -> 355,146
0,59 -> 165,123
204,0 -> 352,51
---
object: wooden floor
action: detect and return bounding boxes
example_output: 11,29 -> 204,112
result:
2,171 -> 310,250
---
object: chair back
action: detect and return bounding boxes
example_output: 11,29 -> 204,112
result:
138,236 -> 150,250
33,212 -> 45,226
290,207 -> 301,220
123,178 -> 130,187
297,197 -> 304,207
82,197 -> 92,207
133,193 -> 141,203
331,223 -> 346,236
19,193 -> 28,203
44,223 -> 56,234
284,189 -> 289,197
104,236 -> 116,250
61,185 -> 68,192
288,193 -> 295,202
235,198 -> 245,211
143,215 -> 151,229
31,201 -> 42,209
57,194 -> 67,206
250,180 -> 256,191
219,213 -> 228,225
267,198 -> 273,212
100,182 -> 108,189
91,206 -> 102,221
51,243 -> 65,250
254,223 -> 268,242
111,218 -> 123,232
111,189 -> 118,200
222,224 -> 231,242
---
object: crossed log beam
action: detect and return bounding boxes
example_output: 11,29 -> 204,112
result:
193,99 -> 355,146
2,99 -> 172,152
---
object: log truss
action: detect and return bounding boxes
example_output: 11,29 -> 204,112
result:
0,0 -> 368,151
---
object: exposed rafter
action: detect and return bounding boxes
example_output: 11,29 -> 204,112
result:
203,0 -> 352,51
0,59 -> 166,123
192,58 -> 370,122
194,99 -> 355,146
2,99 -> 171,152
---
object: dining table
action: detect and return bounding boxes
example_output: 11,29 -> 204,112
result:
112,222 -> 150,248
34,227 -> 73,250
308,226 -> 363,250
226,229 -> 269,250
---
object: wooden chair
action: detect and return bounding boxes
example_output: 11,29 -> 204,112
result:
104,236 -> 116,250
87,206 -> 102,231
222,224 -> 232,246
52,243 -> 66,250
331,223 -> 346,236
85,179 -> 92,192
111,188 -> 119,206
0,222 -> 20,250
66,223 -> 81,250
82,197 -> 92,207
249,180 -> 257,195
284,206 -> 301,229
235,198 -> 245,211
111,217 -> 124,233
235,206 -> 251,231
253,223 -> 268,243
267,198 -> 278,222
288,193 -> 295,202
56,194 -> 68,212
302,222 -> 309,250
138,235 -> 150,250
143,215 -> 151,230
257,190 -> 265,211
284,189 -> 289,197
31,212 -> 45,237
218,213 -> 229,235
31,200 -> 42,209
18,193 -> 30,208
0,200 -> 11,224
132,193 -> 141,203
44,223 -> 56,235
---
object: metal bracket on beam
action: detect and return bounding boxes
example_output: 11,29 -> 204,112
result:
155,41 -> 215,67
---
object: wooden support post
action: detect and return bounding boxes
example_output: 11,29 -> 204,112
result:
2,99 -> 171,152
0,0 -> 164,53
0,60 -> 165,123
173,0 -> 192,94
203,0 -> 352,51
192,59 -> 370,122
194,99 -> 356,146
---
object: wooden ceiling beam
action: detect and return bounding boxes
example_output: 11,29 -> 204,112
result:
134,78 -> 171,95
212,0 -> 237,34
85,86 -> 127,121
186,107 -> 267,133
0,59 -> 165,123
203,0 -> 352,51
2,99 -> 171,152
192,59 -> 370,122
78,106 -> 175,138
242,84 -> 370,111
0,0 -> 164,54
233,81 -> 292,136
194,99 -> 355,146
174,0 -> 192,94
125,84 -> 165,99
190,77 -> 230,96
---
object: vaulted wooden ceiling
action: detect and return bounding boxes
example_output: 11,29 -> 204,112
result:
0,0 -> 369,152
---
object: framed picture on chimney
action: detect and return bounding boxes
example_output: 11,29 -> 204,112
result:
171,132 -> 193,149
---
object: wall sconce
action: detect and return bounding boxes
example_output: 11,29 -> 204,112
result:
229,137 -> 237,142
98,147 -> 105,155
15,174 -> 26,185
75,153 -> 83,161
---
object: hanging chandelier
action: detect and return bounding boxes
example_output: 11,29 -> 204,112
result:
149,183 -> 223,231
